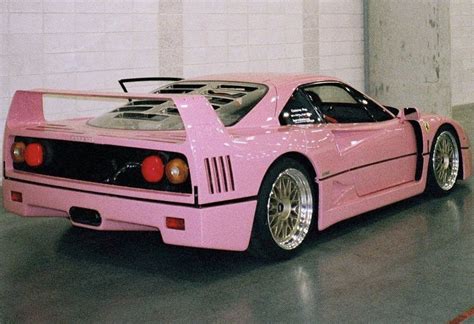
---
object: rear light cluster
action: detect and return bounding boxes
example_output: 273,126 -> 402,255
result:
11,137 -> 191,192
141,155 -> 189,185
11,141 -> 44,167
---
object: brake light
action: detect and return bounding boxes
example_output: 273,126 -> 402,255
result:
141,155 -> 164,183
11,142 -> 26,163
165,158 -> 189,184
24,143 -> 44,167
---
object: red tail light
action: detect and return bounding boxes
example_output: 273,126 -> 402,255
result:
141,155 -> 164,183
24,143 -> 44,167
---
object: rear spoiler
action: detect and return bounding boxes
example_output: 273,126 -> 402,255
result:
6,89 -> 230,143
118,77 -> 183,93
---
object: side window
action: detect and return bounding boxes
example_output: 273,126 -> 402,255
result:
303,84 -> 374,123
310,86 -> 357,104
350,87 -> 395,121
279,90 -> 323,125
360,99 -> 394,122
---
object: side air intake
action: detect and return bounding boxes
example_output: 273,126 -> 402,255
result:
204,155 -> 235,194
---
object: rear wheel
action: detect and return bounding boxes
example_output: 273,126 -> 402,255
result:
427,127 -> 460,195
249,158 -> 316,260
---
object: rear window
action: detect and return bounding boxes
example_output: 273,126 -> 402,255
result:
87,81 -> 268,130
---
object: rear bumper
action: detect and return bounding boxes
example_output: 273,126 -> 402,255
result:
3,179 -> 257,251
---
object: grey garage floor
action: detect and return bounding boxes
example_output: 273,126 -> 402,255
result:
1,107 -> 473,323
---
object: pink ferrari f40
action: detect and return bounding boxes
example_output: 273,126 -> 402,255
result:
3,74 -> 472,259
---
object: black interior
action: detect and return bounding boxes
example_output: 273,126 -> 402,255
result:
319,103 -> 375,123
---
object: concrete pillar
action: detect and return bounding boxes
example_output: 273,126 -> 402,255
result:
367,0 -> 452,116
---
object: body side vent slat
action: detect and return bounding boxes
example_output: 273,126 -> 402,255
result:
226,155 -> 235,191
204,155 -> 235,194
204,158 -> 214,194
219,156 -> 228,192
211,157 -> 222,193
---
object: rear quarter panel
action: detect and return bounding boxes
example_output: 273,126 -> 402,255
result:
223,126 -> 311,199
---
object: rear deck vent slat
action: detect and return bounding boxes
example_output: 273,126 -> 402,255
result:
116,113 -> 168,121
155,83 -> 206,94
157,89 -> 193,94
219,84 -> 258,92
168,84 -> 205,90
113,106 -> 153,112
208,97 -> 233,105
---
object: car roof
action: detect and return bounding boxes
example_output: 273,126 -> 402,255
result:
186,73 -> 342,88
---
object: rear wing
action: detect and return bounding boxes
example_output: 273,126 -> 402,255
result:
6,89 -> 230,142
118,77 -> 183,93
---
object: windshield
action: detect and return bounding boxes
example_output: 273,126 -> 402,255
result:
87,81 -> 268,131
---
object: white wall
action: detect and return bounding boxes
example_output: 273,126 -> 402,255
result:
450,0 -> 474,106
182,0 -> 305,76
1,0 -> 162,131
319,0 -> 364,90
180,0 -> 364,89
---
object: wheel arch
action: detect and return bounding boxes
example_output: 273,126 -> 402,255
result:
263,151 -> 320,222
248,151 -> 319,259
432,122 -> 464,179
267,151 -> 318,183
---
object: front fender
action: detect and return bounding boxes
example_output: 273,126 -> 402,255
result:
420,114 -> 472,180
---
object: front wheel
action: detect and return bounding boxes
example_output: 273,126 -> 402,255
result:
249,158 -> 316,260
427,127 -> 460,195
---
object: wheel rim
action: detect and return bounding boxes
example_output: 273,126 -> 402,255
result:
432,131 -> 460,191
267,168 -> 313,250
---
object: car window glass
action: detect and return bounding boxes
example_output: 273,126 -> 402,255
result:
364,100 -> 393,121
279,90 -> 322,125
349,87 -> 395,122
309,86 -> 357,104
303,84 -> 373,123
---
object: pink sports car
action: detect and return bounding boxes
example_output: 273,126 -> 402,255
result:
3,74 -> 472,259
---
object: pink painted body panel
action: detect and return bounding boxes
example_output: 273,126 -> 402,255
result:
3,74 -> 472,251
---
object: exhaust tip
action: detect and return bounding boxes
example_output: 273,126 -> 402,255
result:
69,207 -> 102,227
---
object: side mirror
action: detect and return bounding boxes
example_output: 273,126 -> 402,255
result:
398,107 -> 420,122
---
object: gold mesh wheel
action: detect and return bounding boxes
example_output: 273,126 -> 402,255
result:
267,168 -> 313,250
432,131 -> 460,191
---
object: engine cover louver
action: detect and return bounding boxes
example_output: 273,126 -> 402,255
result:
204,155 -> 235,194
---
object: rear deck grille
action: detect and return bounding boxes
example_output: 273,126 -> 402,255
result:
204,155 -> 235,194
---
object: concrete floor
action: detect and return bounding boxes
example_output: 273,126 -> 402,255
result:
1,107 -> 473,323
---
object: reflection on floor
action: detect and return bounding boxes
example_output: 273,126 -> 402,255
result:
1,107 -> 473,323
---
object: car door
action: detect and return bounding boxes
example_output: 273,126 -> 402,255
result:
302,83 -> 418,197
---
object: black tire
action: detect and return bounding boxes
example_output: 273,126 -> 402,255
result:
249,157 -> 317,260
426,126 -> 461,195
